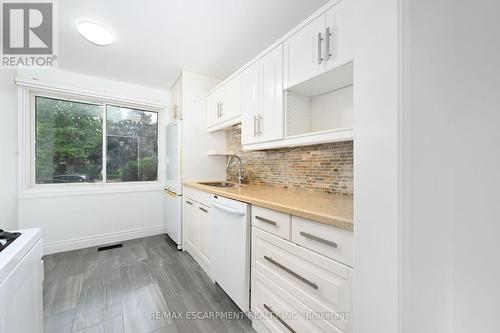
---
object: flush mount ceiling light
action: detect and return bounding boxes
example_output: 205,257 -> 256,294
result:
77,22 -> 115,46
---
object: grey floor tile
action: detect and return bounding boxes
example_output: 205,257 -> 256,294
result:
43,234 -> 255,333
44,274 -> 84,317
73,316 -> 124,333
44,308 -> 76,333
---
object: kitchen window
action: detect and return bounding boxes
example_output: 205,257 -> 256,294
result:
33,95 -> 159,187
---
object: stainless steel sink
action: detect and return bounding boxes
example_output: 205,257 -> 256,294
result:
198,181 -> 236,188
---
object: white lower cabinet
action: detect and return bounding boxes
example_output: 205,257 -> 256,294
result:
291,216 -> 354,267
197,204 -> 211,268
183,198 -> 198,251
183,188 -> 213,274
252,269 -> 341,333
251,205 -> 353,333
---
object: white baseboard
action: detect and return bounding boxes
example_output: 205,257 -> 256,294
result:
42,225 -> 167,255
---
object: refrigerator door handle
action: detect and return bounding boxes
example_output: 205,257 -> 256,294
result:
164,188 -> 177,197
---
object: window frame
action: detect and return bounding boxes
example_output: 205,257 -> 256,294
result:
19,87 -> 165,198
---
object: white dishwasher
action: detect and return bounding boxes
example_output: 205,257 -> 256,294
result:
211,195 -> 251,312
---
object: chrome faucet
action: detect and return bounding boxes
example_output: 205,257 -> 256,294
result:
226,155 -> 244,184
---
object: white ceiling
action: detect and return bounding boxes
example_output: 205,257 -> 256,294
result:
58,0 -> 329,89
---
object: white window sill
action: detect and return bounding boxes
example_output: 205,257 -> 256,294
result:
19,183 -> 164,199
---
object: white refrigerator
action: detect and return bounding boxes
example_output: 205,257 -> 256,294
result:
165,120 -> 183,249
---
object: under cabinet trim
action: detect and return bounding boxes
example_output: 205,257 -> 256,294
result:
243,128 -> 353,150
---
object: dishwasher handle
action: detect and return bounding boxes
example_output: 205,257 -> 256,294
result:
212,201 -> 247,216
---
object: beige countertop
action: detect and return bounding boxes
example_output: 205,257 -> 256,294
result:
184,181 -> 353,231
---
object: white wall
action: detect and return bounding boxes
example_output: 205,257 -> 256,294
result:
0,70 -> 19,231
19,191 -> 165,254
16,68 -> 168,104
13,69 -> 170,254
400,1 -> 500,332
353,0 -> 400,332
181,70 -> 226,182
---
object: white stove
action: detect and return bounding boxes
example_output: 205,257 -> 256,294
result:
0,230 -> 21,250
0,228 -> 44,333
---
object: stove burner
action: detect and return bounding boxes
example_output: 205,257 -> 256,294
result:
0,229 -> 21,252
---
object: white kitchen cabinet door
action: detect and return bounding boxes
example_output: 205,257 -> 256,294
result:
197,204 -> 211,268
284,13 -> 326,89
220,74 -> 242,122
241,60 -> 261,145
183,198 -> 197,251
206,90 -> 221,128
207,75 -> 242,131
260,45 -> 284,142
241,45 -> 284,146
326,0 -> 354,71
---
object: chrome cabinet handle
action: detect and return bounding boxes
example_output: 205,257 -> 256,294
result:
220,101 -> 223,118
263,304 -> 296,333
300,231 -> 338,248
186,200 -> 193,205
216,102 -> 220,118
317,32 -> 323,64
325,26 -> 332,61
255,216 -> 277,226
258,114 -> 263,135
264,255 -> 318,290
199,207 -> 208,213
254,115 -> 258,136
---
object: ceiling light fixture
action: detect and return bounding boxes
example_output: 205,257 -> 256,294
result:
77,21 -> 115,46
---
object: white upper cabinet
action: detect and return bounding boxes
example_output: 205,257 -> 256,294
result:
284,13 -> 327,89
207,75 -> 242,131
206,0 -> 354,150
206,89 -> 222,128
241,45 -> 284,146
325,0 -> 354,71
284,0 -> 353,89
241,60 -> 261,145
260,45 -> 284,143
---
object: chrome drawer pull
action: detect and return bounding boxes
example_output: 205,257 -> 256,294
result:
264,255 -> 318,290
263,304 -> 296,333
325,26 -> 332,61
255,216 -> 277,226
199,207 -> 208,213
300,231 -> 338,248
317,32 -> 323,64
186,200 -> 193,205
254,115 -> 258,136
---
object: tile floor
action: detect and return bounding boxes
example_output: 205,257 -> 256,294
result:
42,235 -> 254,333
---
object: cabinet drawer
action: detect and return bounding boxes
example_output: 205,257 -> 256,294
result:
292,216 -> 353,267
252,206 -> 291,239
252,228 -> 351,332
252,269 -> 342,333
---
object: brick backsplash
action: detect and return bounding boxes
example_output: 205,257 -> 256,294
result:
225,128 -> 353,195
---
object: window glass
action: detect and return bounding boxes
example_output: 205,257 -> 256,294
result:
106,105 -> 158,182
35,96 -> 103,184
